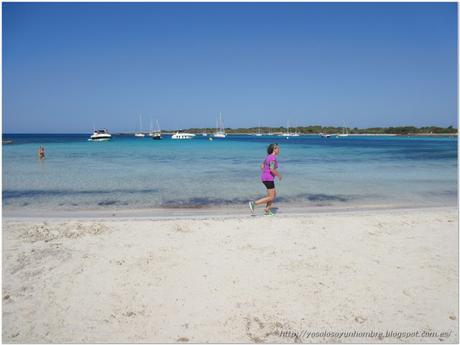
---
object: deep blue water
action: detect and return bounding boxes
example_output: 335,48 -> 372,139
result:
2,133 -> 457,212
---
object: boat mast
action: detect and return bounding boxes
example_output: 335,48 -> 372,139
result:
219,112 -> 224,132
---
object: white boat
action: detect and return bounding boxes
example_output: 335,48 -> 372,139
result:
320,133 -> 331,138
255,122 -> 262,136
134,115 -> 145,137
214,132 -> 226,138
148,118 -> 154,137
213,112 -> 226,138
336,123 -> 349,138
151,120 -> 162,140
202,133 -> 208,137
89,129 -> 112,141
171,131 -> 196,140
292,124 -> 300,137
281,121 -> 294,138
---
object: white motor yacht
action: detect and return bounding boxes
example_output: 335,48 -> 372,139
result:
171,131 -> 196,140
89,129 -> 112,141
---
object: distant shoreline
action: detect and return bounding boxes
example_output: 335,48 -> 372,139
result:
113,132 -> 457,137
2,132 -> 456,145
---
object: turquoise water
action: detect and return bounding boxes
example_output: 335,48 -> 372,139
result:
2,134 -> 458,212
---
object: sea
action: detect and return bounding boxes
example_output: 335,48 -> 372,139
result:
2,133 -> 458,214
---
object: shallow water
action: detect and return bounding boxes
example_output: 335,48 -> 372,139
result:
2,133 -> 457,212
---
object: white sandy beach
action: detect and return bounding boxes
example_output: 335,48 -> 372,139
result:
2,206 -> 458,343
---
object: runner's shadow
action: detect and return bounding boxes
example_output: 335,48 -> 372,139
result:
271,207 -> 279,214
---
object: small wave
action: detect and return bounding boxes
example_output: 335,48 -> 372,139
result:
159,193 -> 355,208
160,197 -> 250,208
420,190 -> 457,197
4,189 -> 367,209
3,188 -> 160,199
304,193 -> 350,202
97,200 -> 129,206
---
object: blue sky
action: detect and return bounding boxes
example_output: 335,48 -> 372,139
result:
3,2 -> 457,133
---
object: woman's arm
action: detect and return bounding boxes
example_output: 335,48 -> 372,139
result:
269,162 -> 282,181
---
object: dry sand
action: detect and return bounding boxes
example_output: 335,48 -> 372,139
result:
2,207 -> 458,343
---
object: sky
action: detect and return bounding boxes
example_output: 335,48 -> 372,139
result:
3,2 -> 458,133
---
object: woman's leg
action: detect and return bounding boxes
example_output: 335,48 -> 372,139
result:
255,188 -> 274,207
265,188 -> 276,212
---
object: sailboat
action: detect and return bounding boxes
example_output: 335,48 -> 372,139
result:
152,120 -> 162,140
291,122 -> 300,137
213,112 -> 226,138
255,122 -> 262,136
336,123 -> 349,138
281,121 -> 293,138
134,115 -> 145,137
148,118 -> 154,137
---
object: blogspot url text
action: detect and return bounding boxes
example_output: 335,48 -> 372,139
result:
277,329 -> 453,340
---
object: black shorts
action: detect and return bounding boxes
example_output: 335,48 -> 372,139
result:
262,181 -> 275,189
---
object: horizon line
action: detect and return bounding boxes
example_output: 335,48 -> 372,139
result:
3,124 -> 458,134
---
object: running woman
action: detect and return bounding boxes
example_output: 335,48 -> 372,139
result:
249,143 -> 282,216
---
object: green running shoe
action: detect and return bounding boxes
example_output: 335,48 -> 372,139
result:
248,201 -> 255,215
